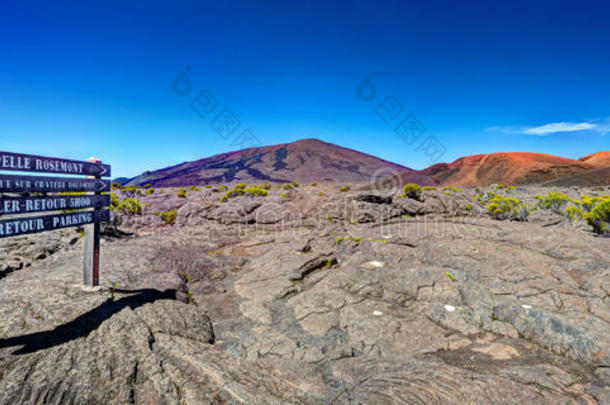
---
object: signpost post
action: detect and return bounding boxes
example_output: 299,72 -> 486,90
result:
0,152 -> 111,286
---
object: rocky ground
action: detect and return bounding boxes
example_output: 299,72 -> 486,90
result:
0,183 -> 609,404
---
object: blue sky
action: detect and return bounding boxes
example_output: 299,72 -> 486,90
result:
1,0 -> 609,177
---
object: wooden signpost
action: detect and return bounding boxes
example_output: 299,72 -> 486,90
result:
0,152 -> 111,286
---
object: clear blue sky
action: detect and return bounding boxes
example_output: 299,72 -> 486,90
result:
2,1 -> 609,177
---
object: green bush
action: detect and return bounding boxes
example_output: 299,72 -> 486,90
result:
535,192 -> 571,211
311,182 -> 318,186
117,198 -> 142,215
282,183 -> 294,190
221,186 -> 269,202
176,188 -> 187,198
566,206 -> 584,222
585,199 -> 610,234
464,203 -> 472,211
109,193 -> 120,210
486,196 -> 530,221
244,187 -> 269,197
159,208 -> 177,225
443,186 -> 462,194
579,194 -> 610,211
423,186 -> 437,191
340,185 -> 351,192
402,183 -> 422,200
234,184 -> 247,190
280,192 -> 289,198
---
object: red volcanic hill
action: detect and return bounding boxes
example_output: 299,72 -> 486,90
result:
127,139 -> 426,186
419,152 -> 596,187
579,151 -> 610,167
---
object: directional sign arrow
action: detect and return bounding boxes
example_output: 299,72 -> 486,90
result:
0,151 -> 111,177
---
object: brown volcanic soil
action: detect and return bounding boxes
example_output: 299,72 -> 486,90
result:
0,183 -> 609,403
127,138 -> 419,187
419,152 -> 596,187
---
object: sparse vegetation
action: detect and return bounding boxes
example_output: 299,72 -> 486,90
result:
566,206 -> 585,222
402,183 -> 422,200
535,192 -> 571,212
585,198 -> 610,234
176,188 -> 187,198
464,203 -> 472,211
220,185 -> 269,202
485,195 -> 530,221
443,186 -> 462,194
159,208 -> 178,225
117,198 -> 142,215
339,185 -> 351,192
423,186 -> 437,191
446,271 -> 457,282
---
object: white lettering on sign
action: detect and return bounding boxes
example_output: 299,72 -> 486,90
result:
1,200 -> 20,214
0,154 -> 32,170
52,212 -> 93,228
0,218 -> 45,236
35,158 -> 84,174
69,197 -> 92,208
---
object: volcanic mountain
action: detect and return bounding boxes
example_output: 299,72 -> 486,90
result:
127,139 -> 428,186
417,152 -> 597,187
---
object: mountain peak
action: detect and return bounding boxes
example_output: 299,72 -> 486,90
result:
127,138 -> 413,187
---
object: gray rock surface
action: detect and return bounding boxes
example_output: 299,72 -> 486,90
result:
0,184 -> 609,404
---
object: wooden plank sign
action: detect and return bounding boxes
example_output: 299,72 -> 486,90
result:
0,151 -> 111,177
0,152 -> 111,287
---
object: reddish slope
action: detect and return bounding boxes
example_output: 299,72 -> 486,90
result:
579,151 -> 610,167
419,152 -> 596,187
127,139 -> 420,186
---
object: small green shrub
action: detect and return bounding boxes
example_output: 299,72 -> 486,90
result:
402,183 -> 422,200
443,186 -> 462,194
205,185 -> 213,189
423,186 -> 437,191
280,192 -> 289,198
486,196 -> 530,221
176,188 -> 187,198
566,206 -> 584,222
340,185 -> 351,192
282,183 -> 294,190
292,181 -> 300,188
244,187 -> 269,197
535,192 -> 571,212
585,199 -> 610,234
464,203 -> 472,211
159,208 -> 177,225
109,193 -> 120,210
446,271 -> 457,282
311,182 -> 318,186
234,184 -> 247,190
117,198 -> 142,215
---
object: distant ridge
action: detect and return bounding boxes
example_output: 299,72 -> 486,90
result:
418,152 -> 597,187
126,140 -> 610,187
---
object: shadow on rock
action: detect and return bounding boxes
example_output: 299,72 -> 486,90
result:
0,288 -> 177,355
